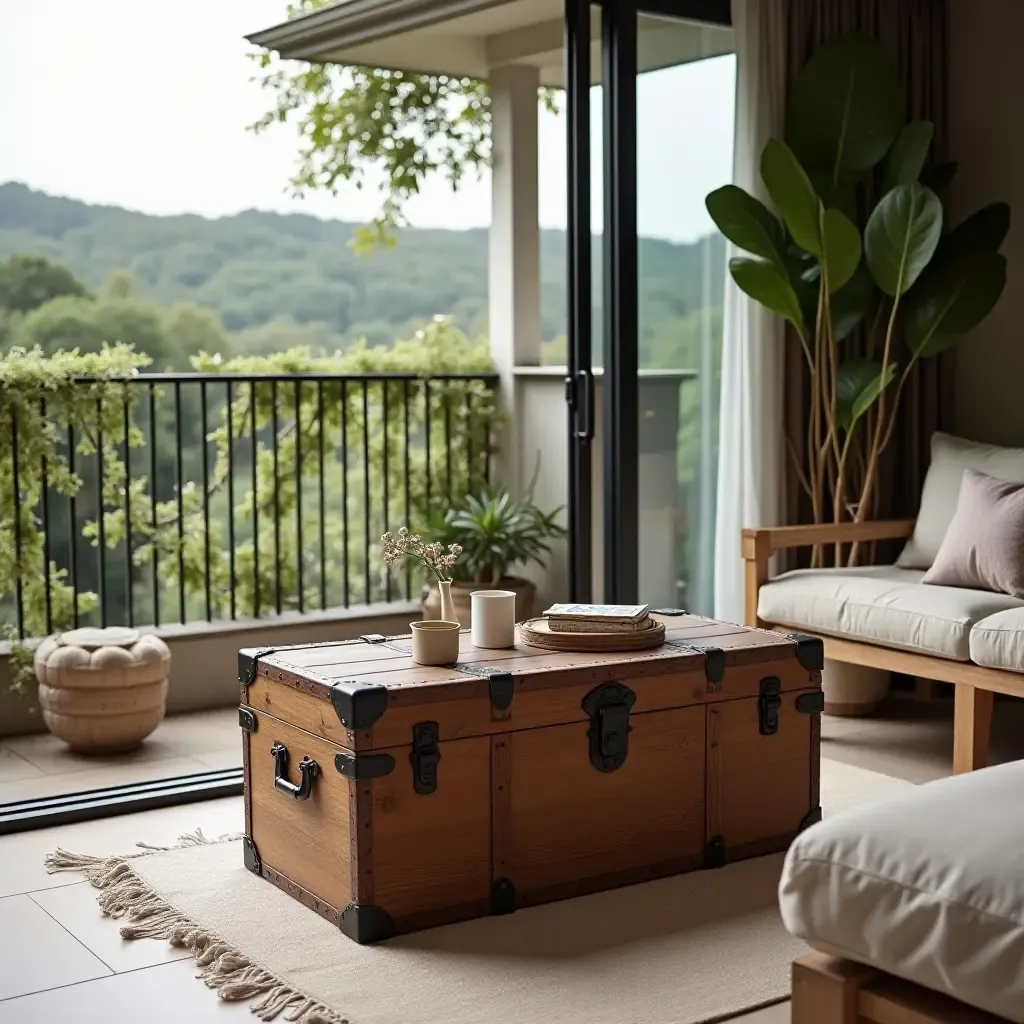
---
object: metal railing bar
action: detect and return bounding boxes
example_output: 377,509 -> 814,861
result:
294,381 -> 303,615
149,384 -> 159,627
361,380 -> 370,606
68,422 -> 79,629
174,382 -> 185,624
69,372 -> 500,384
250,383 -> 259,619
40,399 -> 52,637
226,381 -> 236,621
317,381 -> 326,611
201,381 -> 211,621
11,410 -> 23,639
271,379 -> 281,616
122,393 -> 133,628
96,397 -> 106,628
403,379 -> 411,601
382,381 -> 390,602
341,380 -> 349,608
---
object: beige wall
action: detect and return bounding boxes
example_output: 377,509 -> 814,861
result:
948,0 -> 1024,445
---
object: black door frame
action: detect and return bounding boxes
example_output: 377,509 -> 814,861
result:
564,0 -> 730,603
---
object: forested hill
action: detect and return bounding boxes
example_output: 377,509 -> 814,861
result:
0,182 -> 724,354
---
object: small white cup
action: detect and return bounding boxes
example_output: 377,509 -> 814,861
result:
470,590 -> 517,649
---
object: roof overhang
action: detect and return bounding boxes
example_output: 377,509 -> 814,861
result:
247,0 -> 732,86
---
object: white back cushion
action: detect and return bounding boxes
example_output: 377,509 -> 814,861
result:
898,432 -> 1024,569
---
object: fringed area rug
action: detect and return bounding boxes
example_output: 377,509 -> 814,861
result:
46,760 -> 910,1024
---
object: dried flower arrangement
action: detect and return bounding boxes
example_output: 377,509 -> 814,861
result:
381,527 -> 462,582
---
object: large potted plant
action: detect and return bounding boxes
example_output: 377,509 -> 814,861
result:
421,487 -> 566,626
705,32 -> 1010,716
705,32 -> 1008,547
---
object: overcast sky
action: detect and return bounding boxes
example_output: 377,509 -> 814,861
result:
0,0 -> 734,243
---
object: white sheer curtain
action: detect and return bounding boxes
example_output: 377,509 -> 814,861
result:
713,0 -> 788,624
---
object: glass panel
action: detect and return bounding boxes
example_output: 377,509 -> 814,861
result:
636,14 -> 736,613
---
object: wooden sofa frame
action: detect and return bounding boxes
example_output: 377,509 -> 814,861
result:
792,953 -> 1010,1023
742,520 -> 1024,774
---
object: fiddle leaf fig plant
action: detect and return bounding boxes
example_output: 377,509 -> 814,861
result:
705,31 -> 1009,558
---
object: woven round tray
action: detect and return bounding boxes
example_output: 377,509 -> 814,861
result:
516,616 -> 666,653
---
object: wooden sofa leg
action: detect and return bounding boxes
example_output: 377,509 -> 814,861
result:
953,684 -> 994,774
792,953 -> 878,1024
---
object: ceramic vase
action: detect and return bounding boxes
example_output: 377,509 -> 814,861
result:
437,579 -> 459,624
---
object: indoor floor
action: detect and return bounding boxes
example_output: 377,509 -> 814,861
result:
1,692 -> 1023,1020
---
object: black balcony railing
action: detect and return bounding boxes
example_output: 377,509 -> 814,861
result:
1,371 -> 498,640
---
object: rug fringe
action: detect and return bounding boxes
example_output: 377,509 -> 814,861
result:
47,832 -> 347,1024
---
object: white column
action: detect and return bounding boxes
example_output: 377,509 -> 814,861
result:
488,63 -> 540,494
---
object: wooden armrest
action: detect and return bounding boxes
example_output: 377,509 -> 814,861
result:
741,519 -> 915,558
741,519 -> 915,627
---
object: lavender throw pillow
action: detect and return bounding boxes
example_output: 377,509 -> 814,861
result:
922,469 -> 1024,598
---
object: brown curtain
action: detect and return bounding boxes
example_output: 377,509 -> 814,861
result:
782,0 -> 951,533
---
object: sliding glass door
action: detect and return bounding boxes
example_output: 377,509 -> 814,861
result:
565,0 -> 734,610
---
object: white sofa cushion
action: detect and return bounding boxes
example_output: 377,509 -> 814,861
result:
779,762 -> 1024,1024
757,565 -> 1024,660
898,431 -> 1024,569
970,607 -> 1024,673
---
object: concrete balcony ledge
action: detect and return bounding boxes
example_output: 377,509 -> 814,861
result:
0,600 -> 421,740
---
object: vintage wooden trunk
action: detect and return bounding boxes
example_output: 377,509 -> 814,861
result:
238,613 -> 824,943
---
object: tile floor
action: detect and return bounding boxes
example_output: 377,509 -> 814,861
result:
0,708 -> 242,804
0,691 -> 1021,1022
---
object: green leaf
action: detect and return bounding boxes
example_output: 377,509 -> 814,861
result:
760,139 -> 821,255
905,250 -> 1007,358
864,182 -> 943,296
821,208 -> 862,294
729,258 -> 805,333
705,185 -> 787,266
940,203 -> 1012,259
830,263 -> 877,341
786,32 -> 905,180
836,358 -> 898,430
881,121 -> 934,193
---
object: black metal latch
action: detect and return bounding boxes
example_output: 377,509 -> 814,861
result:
582,682 -> 636,772
758,676 -> 782,736
411,721 -> 441,794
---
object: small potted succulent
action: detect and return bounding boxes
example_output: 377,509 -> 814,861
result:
420,487 -> 566,626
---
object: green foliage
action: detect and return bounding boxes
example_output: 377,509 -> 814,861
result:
0,183 -> 721,359
428,487 -> 566,586
905,249 -> 1007,358
11,292 -> 232,371
250,0 -> 556,248
0,344 -> 151,642
821,208 -> 862,294
704,186 -> 786,266
728,257 -> 804,333
705,30 -> 1010,537
835,359 -> 897,431
785,31 -> 905,179
0,322 -> 500,659
863,182 -> 943,296
761,139 -> 821,255
0,254 -> 88,314
881,121 -> 935,194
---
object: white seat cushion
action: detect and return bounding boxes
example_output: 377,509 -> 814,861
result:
899,431 -> 1024,569
758,565 -> 1024,660
779,762 -> 1024,1023
970,608 -> 1024,673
